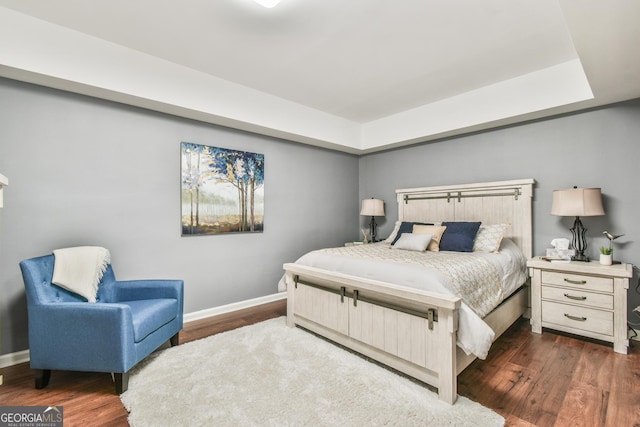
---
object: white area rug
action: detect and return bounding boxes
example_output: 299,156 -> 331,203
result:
121,317 -> 504,426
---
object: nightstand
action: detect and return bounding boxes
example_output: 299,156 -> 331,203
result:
527,257 -> 633,354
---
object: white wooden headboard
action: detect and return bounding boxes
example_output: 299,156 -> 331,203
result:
396,179 -> 535,259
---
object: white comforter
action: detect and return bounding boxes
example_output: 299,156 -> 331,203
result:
280,239 -> 527,359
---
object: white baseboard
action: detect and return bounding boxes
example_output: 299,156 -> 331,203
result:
184,292 -> 286,323
0,293 -> 287,370
0,349 -> 30,369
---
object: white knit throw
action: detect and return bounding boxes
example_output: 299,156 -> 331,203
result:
52,246 -> 111,302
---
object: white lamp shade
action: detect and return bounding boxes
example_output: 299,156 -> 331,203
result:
360,199 -> 385,217
551,188 -> 605,217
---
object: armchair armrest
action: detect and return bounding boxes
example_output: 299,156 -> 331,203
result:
28,302 -> 137,372
111,279 -> 184,303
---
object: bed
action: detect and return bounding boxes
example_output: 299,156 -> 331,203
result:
282,178 -> 535,404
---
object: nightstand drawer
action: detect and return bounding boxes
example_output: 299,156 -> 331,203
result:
542,300 -> 613,336
541,285 -> 613,310
541,271 -> 613,293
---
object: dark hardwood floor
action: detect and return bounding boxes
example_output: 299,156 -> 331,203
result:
2,299 -> 639,426
459,319 -> 640,427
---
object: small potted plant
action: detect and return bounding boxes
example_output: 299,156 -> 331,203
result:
601,231 -> 624,265
599,246 -> 613,265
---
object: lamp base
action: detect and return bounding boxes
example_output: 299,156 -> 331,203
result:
569,216 -> 590,263
369,217 -> 377,243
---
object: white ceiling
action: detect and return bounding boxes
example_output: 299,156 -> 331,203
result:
0,0 -> 638,153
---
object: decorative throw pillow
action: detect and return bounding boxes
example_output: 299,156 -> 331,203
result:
473,224 -> 510,252
440,221 -> 481,252
392,233 -> 433,252
390,221 -> 434,245
412,225 -> 447,251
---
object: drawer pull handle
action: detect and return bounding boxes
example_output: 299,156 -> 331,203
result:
564,293 -> 587,301
564,278 -> 587,285
564,313 -> 587,322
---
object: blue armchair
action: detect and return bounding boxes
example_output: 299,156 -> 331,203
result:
20,254 -> 184,394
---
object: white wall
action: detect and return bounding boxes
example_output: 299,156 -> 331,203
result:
0,78 -> 359,355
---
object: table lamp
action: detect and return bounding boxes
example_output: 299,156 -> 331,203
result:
551,187 -> 605,261
360,198 -> 385,243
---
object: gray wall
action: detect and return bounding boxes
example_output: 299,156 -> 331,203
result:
2,75 -> 639,358
0,78 -> 359,356
359,99 -> 640,316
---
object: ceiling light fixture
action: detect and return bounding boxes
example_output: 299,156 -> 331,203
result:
252,0 -> 281,8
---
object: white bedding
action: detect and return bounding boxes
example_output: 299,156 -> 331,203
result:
280,238 -> 527,359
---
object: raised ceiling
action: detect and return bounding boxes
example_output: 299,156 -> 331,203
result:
0,0 -> 638,153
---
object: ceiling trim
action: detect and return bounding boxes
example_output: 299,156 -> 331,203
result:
0,7 -> 362,152
1,4 -> 637,155
362,59 -> 592,151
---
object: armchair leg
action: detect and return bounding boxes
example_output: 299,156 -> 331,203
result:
114,372 -> 129,394
170,332 -> 179,347
35,369 -> 51,389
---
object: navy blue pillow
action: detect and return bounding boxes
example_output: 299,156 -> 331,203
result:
391,221 -> 434,245
440,221 -> 481,252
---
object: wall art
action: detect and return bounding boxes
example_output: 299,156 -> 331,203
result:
181,142 -> 264,235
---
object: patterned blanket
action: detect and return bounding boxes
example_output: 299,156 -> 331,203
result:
317,244 -> 503,318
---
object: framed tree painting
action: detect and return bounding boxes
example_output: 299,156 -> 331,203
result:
181,142 -> 264,235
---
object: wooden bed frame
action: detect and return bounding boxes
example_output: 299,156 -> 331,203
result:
284,178 -> 535,404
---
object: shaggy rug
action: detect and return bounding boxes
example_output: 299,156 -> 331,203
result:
121,317 -> 504,426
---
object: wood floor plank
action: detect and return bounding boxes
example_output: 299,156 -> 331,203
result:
554,381 -> 609,427
504,414 -> 538,427
572,342 -> 616,391
498,333 -> 578,425
604,348 -> 640,427
487,362 -> 538,416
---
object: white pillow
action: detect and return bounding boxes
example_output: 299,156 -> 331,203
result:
392,233 -> 433,252
412,224 -> 447,251
384,221 -> 402,244
473,224 -> 509,253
